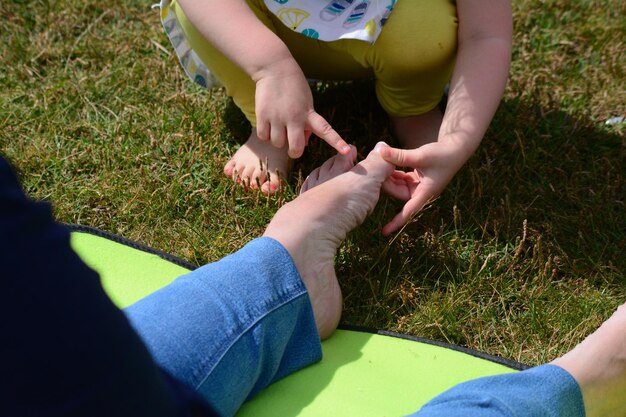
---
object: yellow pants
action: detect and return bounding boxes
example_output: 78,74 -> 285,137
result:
171,0 -> 458,125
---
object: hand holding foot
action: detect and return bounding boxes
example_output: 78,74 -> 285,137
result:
264,143 -> 394,339
379,141 -> 468,236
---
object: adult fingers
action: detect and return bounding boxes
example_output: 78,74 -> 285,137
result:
307,112 -> 351,155
379,146 -> 424,169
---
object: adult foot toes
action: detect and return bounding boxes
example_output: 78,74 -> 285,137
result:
301,146 -> 357,194
263,143 -> 394,339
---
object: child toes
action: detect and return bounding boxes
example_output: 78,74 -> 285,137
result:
223,159 -> 237,176
261,172 -> 283,195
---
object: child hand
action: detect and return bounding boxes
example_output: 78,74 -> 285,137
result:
379,141 -> 467,236
254,64 -> 351,159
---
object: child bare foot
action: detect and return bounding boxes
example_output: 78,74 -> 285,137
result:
223,130 -> 290,194
552,303 -> 626,417
264,143 -> 394,339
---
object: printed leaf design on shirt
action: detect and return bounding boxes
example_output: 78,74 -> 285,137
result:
380,0 -> 396,26
320,0 -> 355,21
273,0 -> 289,3
343,0 -> 369,28
194,74 -> 207,88
276,7 -> 310,30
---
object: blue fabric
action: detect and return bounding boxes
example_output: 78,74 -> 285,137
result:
0,155 -> 321,417
125,237 -> 323,417
410,364 -> 585,417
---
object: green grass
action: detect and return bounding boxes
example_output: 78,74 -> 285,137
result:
1,0 -> 624,366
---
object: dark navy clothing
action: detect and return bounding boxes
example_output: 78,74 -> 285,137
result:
0,156 -> 216,417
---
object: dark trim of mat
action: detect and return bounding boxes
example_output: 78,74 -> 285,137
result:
67,223 -> 530,371
338,324 -> 529,371
65,223 -> 199,272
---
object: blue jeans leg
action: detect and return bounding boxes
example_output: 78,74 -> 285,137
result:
409,364 -> 585,417
125,237 -> 323,417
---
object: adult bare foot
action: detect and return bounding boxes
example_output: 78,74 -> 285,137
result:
551,303 -> 626,417
264,143 -> 394,339
223,130 -> 291,194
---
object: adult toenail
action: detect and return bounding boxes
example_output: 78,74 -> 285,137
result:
374,141 -> 388,153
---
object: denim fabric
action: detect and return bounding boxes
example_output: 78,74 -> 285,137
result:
125,237 -> 323,417
410,364 -> 585,417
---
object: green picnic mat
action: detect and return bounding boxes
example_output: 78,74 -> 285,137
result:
70,225 -> 526,417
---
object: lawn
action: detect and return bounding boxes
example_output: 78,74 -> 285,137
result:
1,0 -> 624,366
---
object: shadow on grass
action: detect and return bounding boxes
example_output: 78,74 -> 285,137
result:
219,81 -> 624,328
224,80 -> 623,275
440,97 -> 624,281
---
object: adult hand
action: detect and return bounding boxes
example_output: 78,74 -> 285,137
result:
254,62 -> 351,159
379,141 -> 467,236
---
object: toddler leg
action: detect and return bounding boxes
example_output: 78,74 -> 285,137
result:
170,0 -> 290,193
368,0 -> 458,148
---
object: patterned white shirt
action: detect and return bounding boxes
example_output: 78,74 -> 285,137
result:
264,0 -> 397,43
